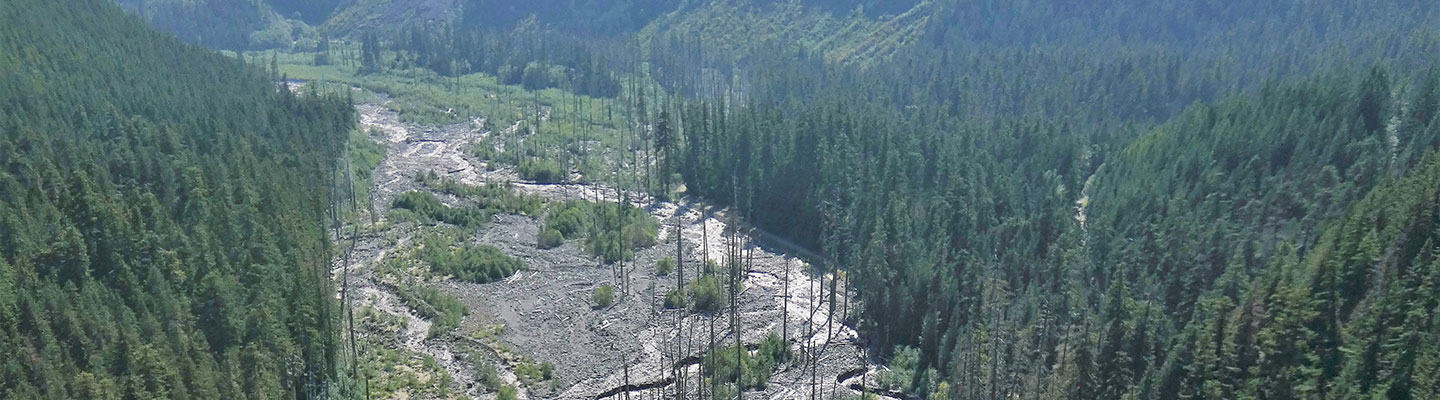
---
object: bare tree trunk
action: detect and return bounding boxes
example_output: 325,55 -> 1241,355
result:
710,312 -> 717,400
691,313 -> 700,400
343,154 -> 360,381
830,274 -> 840,345
702,206 -> 709,272
677,212 -> 684,290
368,178 -> 377,225
782,256 -> 789,346
733,208 -> 744,399
675,313 -> 684,400
814,345 -> 820,400
841,273 -> 849,331
809,265 -> 817,347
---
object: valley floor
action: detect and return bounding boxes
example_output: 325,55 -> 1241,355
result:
331,95 -> 895,399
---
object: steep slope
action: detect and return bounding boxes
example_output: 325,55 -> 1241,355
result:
1151,146 -> 1440,399
1087,68 -> 1436,317
1078,68 -> 1440,398
643,0 -> 930,64
112,0 -> 317,49
457,0 -> 676,34
321,0 -> 462,39
674,61 -> 1440,398
0,0 -> 354,398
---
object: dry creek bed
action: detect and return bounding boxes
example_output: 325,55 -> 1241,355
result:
332,97 -> 898,400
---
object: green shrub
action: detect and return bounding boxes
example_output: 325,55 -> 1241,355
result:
537,228 -> 564,249
421,235 -> 524,283
543,201 -> 592,239
393,190 -> 445,213
519,158 -> 567,183
585,202 -> 659,263
656,257 -> 676,276
593,284 -> 616,308
690,276 -> 723,313
757,333 -> 792,366
878,346 -> 921,391
473,358 -> 502,392
543,200 -> 659,263
514,359 -> 556,384
712,384 -> 738,400
664,289 -> 687,309
393,191 -> 489,227
516,362 -> 543,383
702,333 -> 791,391
498,385 -> 518,400
586,231 -> 630,264
472,141 -> 505,163
346,129 -> 387,207
622,218 -> 658,248
416,172 -> 545,215
397,286 -> 468,337
844,392 -> 881,400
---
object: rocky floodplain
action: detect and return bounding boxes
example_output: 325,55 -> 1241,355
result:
333,96 -> 895,400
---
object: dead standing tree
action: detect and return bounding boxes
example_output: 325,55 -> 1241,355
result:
782,254 -> 791,353
728,182 -> 743,399
673,208 -> 690,399
676,209 -> 685,291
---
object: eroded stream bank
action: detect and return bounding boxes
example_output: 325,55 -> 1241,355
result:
335,96 -> 896,399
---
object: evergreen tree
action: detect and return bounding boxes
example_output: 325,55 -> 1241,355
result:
0,0 -> 353,397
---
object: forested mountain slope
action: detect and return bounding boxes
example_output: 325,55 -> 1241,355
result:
1087,68 -> 1437,318
0,0 -> 354,398
1084,69 -> 1440,399
641,0 -> 929,65
94,0 -> 1440,399
110,0 -> 308,50
113,0 -> 932,65
676,65 -> 1440,398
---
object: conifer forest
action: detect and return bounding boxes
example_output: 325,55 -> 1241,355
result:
4,0 -> 1440,399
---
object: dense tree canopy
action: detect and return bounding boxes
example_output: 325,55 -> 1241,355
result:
0,0 -> 354,398
671,60 -> 1440,400
75,0 -> 1440,398
652,3 -> 1440,398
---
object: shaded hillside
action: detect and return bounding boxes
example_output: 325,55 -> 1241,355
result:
112,0 -> 313,49
459,0 -> 677,34
321,0 -> 462,39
